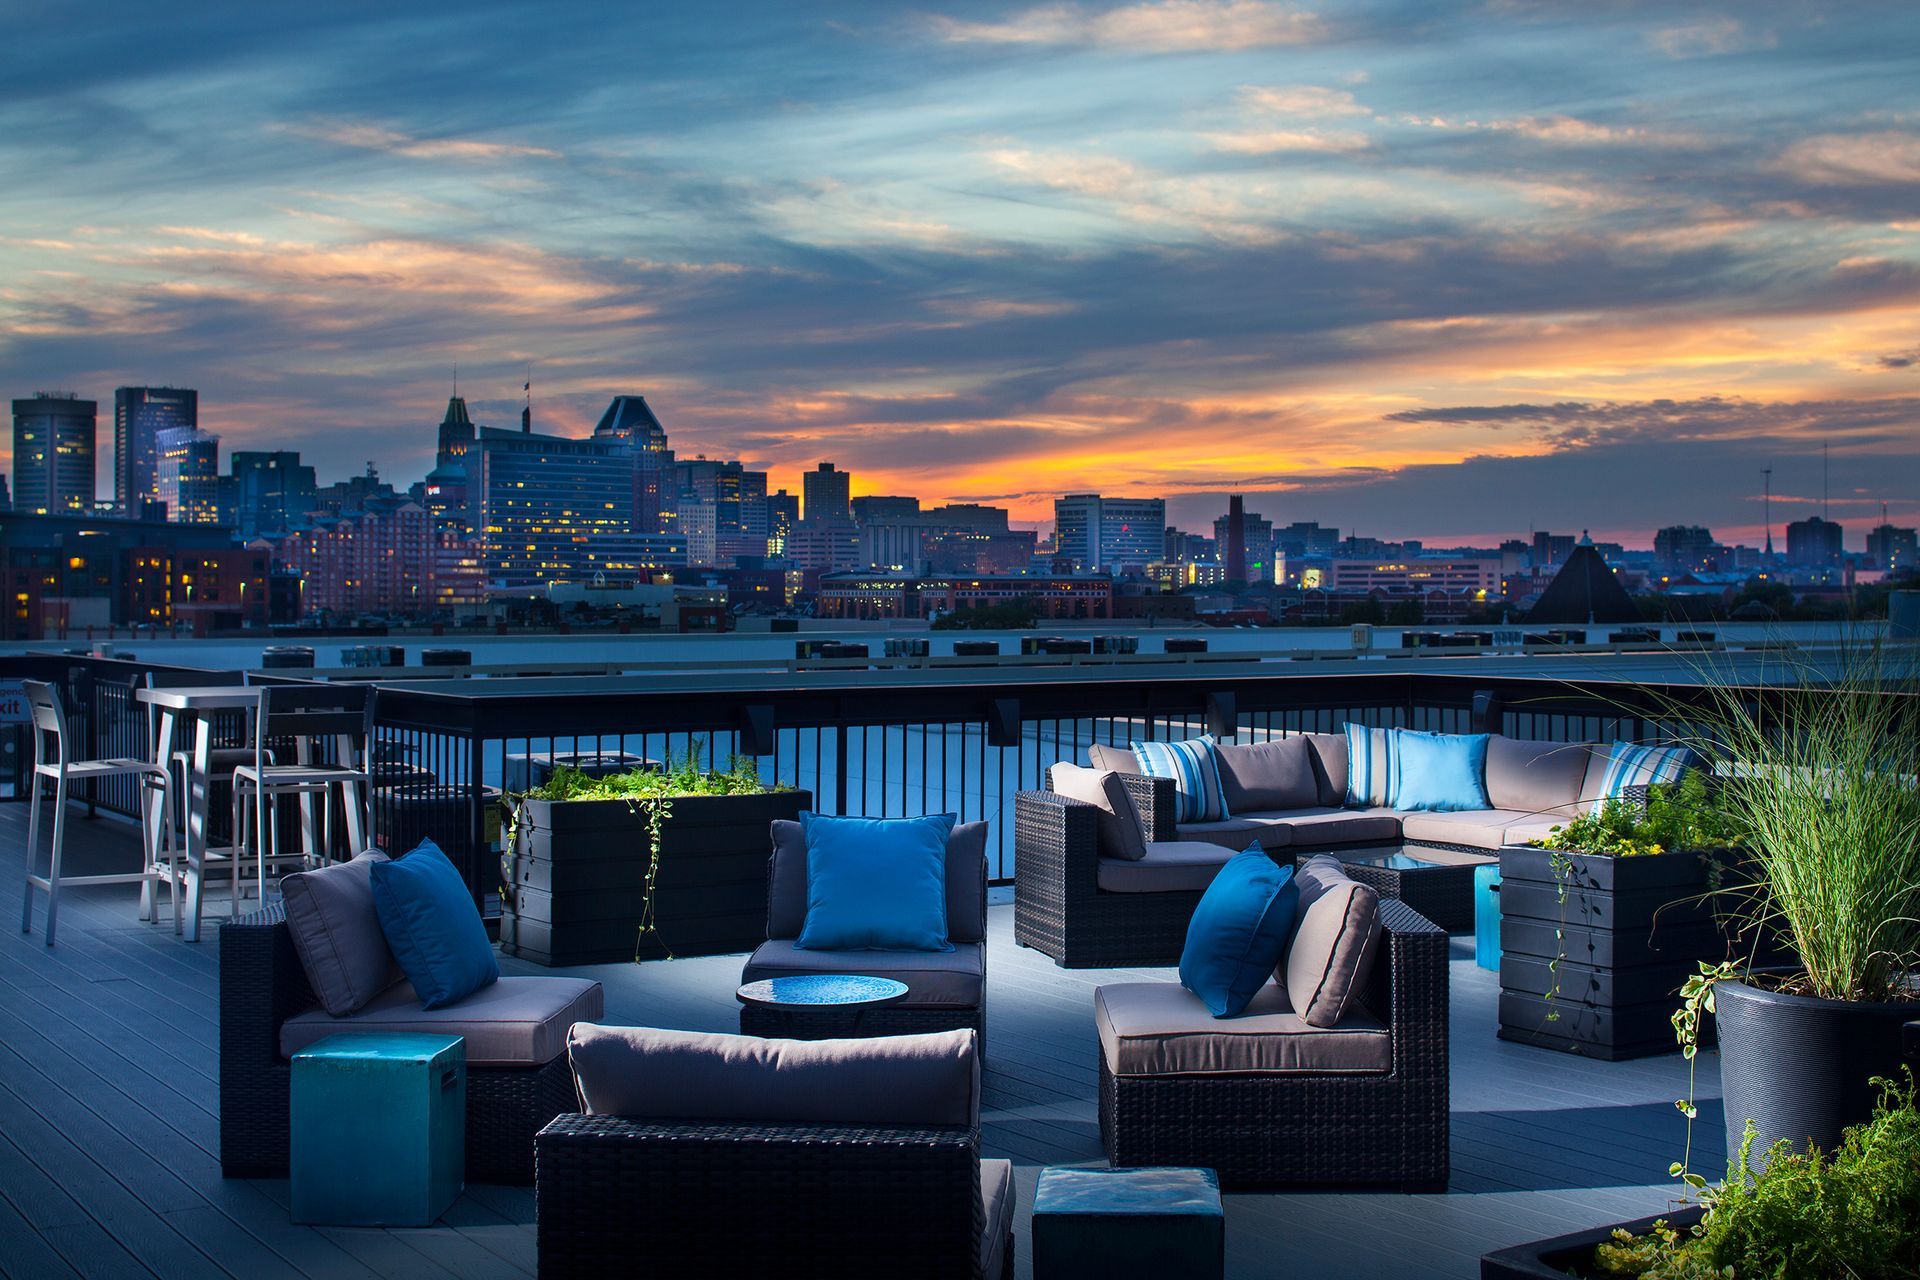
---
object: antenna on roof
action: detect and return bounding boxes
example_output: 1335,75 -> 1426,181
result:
1823,442 -> 1830,521
522,364 -> 532,433
1763,464 -> 1773,556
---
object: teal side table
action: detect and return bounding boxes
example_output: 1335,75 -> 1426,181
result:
291,1032 -> 465,1226
1033,1166 -> 1223,1278
1474,864 -> 1502,970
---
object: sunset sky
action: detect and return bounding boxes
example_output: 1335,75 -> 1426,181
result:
2,0 -> 1916,545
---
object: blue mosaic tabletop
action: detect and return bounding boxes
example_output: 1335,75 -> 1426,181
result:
1034,1167 -> 1222,1216
735,974 -> 910,1008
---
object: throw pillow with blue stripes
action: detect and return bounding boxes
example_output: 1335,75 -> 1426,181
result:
1130,735 -> 1230,823
1590,742 -> 1700,815
1343,723 -> 1400,808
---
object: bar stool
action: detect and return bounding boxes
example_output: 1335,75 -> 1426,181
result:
20,680 -> 181,946
231,683 -> 376,903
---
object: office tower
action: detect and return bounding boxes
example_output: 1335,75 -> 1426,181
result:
804,462 -> 851,524
1530,530 -> 1577,569
231,451 -> 317,539
1276,521 -> 1339,558
155,426 -> 224,523
593,395 -> 676,532
1652,525 -> 1717,574
925,503 -> 1010,533
767,489 -> 799,554
1786,516 -> 1845,569
1866,523 -> 1918,574
1052,494 -> 1167,573
114,387 -> 196,515
1223,495 -> 1247,583
471,426 -> 686,583
13,394 -> 97,515
852,495 -> 920,525
435,394 -> 476,469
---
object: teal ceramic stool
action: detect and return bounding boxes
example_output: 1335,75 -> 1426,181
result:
1474,863 -> 1502,970
1033,1166 -> 1223,1279
291,1032 -> 465,1226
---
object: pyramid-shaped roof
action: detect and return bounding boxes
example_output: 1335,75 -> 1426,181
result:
593,395 -> 666,442
1528,542 -> 1640,624
441,396 -> 473,428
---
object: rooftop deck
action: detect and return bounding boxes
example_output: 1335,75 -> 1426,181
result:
0,805 -> 1725,1280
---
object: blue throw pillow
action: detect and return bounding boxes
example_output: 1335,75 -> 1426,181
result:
1344,723 -> 1399,808
1179,848 -> 1299,1018
796,813 -> 955,952
1590,742 -> 1701,815
1391,729 -> 1491,812
368,840 -> 499,1010
1131,735 -> 1230,822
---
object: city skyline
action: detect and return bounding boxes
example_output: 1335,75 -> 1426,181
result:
2,1 -> 1918,543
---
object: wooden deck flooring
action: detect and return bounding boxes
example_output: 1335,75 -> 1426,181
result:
0,804 -> 1725,1279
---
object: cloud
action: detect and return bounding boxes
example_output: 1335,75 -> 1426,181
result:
1777,132 -> 1920,185
1400,114 -> 1684,147
1205,128 -> 1368,154
1385,395 -> 1920,451
1647,17 -> 1774,59
279,120 -> 561,162
1877,348 -> 1920,370
929,1 -> 1325,51
1239,85 -> 1368,118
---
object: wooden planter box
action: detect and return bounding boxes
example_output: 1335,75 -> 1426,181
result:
499,790 -> 809,966
1496,845 -> 1730,1061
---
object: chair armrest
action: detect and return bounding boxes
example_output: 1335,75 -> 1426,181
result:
1015,789 -> 1101,901
218,904 -> 319,1175
537,1116 -> 984,1278
1116,773 -> 1178,842
1365,898 -> 1448,1083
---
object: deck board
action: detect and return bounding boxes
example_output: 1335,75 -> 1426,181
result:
0,804 -> 1725,1279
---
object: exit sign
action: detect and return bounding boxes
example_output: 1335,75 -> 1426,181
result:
0,680 -> 29,726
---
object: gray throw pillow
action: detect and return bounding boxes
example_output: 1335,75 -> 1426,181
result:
1303,733 -> 1350,807
1049,762 -> 1149,860
1213,738 -> 1320,813
568,1024 -> 980,1125
281,850 -> 403,1016
1485,737 -> 1594,815
1283,875 -> 1384,1028
1088,742 -> 1142,775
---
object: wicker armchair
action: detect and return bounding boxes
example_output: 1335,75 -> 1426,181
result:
218,906 -> 578,1185
1015,772 -> 1213,968
1098,897 -> 1450,1192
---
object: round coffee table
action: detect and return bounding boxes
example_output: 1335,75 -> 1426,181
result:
735,974 -> 909,1038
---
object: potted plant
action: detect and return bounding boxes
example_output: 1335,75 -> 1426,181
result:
1481,1073 -> 1920,1279
500,749 -> 807,965
1496,772 -> 1745,1060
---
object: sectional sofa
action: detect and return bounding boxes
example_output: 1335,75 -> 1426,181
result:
1014,731 -> 1605,968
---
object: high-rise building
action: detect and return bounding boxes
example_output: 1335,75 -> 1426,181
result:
155,427 -> 224,524
1222,495 -> 1247,583
1214,498 -> 1277,584
1052,494 -> 1166,573
1530,531 -> 1577,569
12,394 -> 96,516
114,387 -> 196,516
1653,525 -> 1717,574
1865,523 -> 1918,574
231,451 -> 317,539
273,498 -> 434,616
925,503 -> 1010,533
804,462 -> 851,524
1276,521 -> 1339,558
1786,516 -> 1845,569
470,426 -> 686,583
435,394 -> 476,469
593,395 -> 676,532
852,495 -> 919,525
767,489 -> 799,554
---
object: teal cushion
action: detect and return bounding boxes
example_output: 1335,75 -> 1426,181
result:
368,840 -> 499,1010
1131,735 -> 1230,822
1590,742 -> 1701,815
796,813 -> 955,952
1391,730 -> 1491,812
1344,723 -> 1399,807
1178,848 -> 1299,1017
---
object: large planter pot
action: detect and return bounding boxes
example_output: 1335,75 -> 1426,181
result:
1480,1207 -> 1704,1279
499,789 -> 810,966
1496,845 -> 1729,1060
1714,973 -> 1915,1172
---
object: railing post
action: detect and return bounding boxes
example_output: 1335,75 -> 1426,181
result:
833,723 -> 849,815
1471,689 -> 1504,735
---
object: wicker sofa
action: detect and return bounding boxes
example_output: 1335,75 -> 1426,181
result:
537,1025 -> 1012,1280
219,905 -> 601,1184
1016,733 -> 1603,964
1096,861 -> 1449,1192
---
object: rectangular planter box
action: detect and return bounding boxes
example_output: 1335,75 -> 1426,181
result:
1497,845 -> 1733,1060
500,789 -> 810,965
1481,1206 -> 1704,1279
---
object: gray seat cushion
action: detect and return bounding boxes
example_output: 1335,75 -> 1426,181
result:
1486,738 -> 1595,818
1088,742 -> 1142,775
567,1024 -> 980,1125
742,939 -> 985,1009
981,1158 -> 1014,1279
1095,841 -> 1236,893
1050,761 -> 1148,859
1504,818 -> 1568,847
279,850 -> 402,1016
1212,738 -> 1320,813
1284,863 -> 1383,1029
1175,815 -> 1292,850
1268,806 -> 1402,847
1400,809 -> 1542,851
281,976 -> 603,1066
768,818 -> 987,943
1096,982 -> 1391,1076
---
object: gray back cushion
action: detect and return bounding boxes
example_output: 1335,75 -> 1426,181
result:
1213,738 -> 1320,813
1283,874 -> 1384,1029
1088,742 -> 1142,775
1048,762 -> 1148,860
1303,733 -> 1349,807
767,817 -> 987,943
281,850 -> 403,1017
569,1024 -> 979,1126
1485,738 -> 1595,815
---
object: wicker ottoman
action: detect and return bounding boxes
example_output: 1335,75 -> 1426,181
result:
1032,1166 -> 1223,1279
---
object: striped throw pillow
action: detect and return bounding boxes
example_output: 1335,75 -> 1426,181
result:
1343,723 -> 1400,808
1130,736 -> 1230,823
1590,742 -> 1700,815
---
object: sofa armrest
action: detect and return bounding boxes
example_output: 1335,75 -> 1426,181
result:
537,1115 -> 985,1278
1116,773 -> 1178,842
1365,898 -> 1448,1084
1015,789 -> 1101,903
219,904 -> 318,1175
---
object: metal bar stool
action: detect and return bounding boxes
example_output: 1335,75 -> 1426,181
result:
20,680 -> 180,945
231,684 -> 375,903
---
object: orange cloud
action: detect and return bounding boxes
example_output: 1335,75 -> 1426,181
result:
930,1 -> 1325,51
